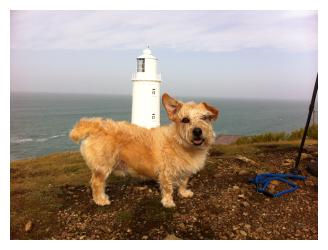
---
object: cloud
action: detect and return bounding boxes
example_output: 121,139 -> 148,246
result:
10,10 -> 317,52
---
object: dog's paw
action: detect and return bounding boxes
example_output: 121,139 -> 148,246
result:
94,195 -> 111,206
161,197 -> 176,208
178,189 -> 194,198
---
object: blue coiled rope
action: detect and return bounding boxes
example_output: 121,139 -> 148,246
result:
249,173 -> 306,198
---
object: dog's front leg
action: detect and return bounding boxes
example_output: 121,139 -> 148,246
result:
159,174 -> 176,208
178,177 -> 194,198
91,169 -> 111,206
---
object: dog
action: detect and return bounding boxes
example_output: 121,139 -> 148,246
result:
69,93 -> 219,208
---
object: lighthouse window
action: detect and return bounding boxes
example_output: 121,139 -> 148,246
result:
137,58 -> 145,72
152,89 -> 156,95
152,114 -> 155,119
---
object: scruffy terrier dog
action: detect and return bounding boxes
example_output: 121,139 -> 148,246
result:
70,93 -> 219,208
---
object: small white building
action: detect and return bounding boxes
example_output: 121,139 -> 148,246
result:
131,47 -> 162,128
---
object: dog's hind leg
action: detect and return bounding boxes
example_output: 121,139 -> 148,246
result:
178,176 -> 194,198
81,139 -> 117,206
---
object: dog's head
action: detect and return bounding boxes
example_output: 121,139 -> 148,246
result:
162,93 -> 219,149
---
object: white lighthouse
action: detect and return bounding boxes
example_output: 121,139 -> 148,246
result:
131,47 -> 162,128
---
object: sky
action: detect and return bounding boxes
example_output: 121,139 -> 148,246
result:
10,10 -> 318,100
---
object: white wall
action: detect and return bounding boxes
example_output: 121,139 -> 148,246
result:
131,81 -> 160,128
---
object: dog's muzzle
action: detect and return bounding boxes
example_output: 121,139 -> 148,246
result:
192,127 -> 204,146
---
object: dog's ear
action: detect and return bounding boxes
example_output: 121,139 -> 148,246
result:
202,102 -> 219,121
162,93 -> 182,121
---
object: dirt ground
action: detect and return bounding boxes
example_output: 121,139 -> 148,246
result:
10,141 -> 318,240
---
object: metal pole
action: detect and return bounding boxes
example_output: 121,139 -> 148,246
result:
291,74 -> 318,174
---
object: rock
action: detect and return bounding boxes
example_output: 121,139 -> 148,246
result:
164,234 -> 181,240
256,227 -> 264,233
282,159 -> 295,166
235,155 -> 258,166
305,179 -> 315,186
242,201 -> 250,207
135,186 -> 147,191
142,235 -> 149,240
244,224 -> 251,230
301,153 -> 312,160
273,230 -> 280,235
178,222 -> 186,230
295,229 -> 302,237
238,170 -> 249,176
173,212 -> 181,218
127,228 -> 132,233
238,194 -> 246,199
232,185 -> 240,190
239,230 -> 247,237
214,173 -> 221,178
284,159 -> 295,164
79,223 -> 87,230
24,221 -> 33,232
303,145 -> 317,154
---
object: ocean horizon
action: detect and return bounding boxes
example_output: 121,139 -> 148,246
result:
10,92 -> 317,160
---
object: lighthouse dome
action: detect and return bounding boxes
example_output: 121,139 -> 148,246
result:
143,47 -> 151,55
137,47 -> 157,59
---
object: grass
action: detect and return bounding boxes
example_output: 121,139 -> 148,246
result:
10,151 -> 90,239
235,124 -> 318,144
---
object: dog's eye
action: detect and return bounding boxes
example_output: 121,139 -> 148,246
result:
181,117 -> 190,123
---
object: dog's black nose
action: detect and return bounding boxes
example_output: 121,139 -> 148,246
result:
193,127 -> 202,137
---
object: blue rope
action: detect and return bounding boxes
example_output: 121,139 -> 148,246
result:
249,173 -> 306,197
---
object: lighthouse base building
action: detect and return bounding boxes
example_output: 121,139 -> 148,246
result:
131,47 -> 162,129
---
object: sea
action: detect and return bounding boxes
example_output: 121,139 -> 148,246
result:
10,92 -> 317,161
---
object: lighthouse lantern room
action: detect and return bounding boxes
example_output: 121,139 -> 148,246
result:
131,47 -> 162,128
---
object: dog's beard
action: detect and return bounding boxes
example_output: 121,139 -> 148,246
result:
178,131 -> 206,148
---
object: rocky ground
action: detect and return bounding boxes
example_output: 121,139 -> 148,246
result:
215,135 -> 241,145
10,141 -> 318,240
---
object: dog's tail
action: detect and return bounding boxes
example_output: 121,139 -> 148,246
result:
69,118 -> 104,143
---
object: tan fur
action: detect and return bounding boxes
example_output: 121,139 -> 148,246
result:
69,93 -> 219,208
